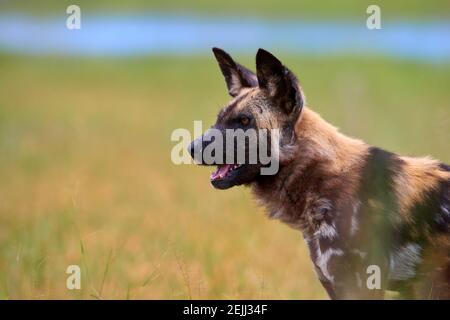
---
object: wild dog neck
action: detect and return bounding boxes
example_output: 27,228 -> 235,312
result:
251,107 -> 369,236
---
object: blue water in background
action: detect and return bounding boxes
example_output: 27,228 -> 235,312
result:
0,13 -> 449,62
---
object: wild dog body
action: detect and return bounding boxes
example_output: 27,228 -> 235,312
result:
189,48 -> 450,299
254,109 -> 450,299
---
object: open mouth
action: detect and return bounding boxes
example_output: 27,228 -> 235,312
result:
210,164 -> 243,182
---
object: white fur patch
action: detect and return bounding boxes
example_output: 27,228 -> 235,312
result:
389,243 -> 422,281
442,205 -> 450,217
315,222 -> 337,240
316,246 -> 344,282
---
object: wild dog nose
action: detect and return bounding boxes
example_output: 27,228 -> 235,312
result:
189,127 -> 222,165
188,131 -> 218,164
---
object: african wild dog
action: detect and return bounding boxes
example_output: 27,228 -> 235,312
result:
188,48 -> 450,299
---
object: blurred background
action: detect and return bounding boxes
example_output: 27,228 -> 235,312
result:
0,0 -> 449,299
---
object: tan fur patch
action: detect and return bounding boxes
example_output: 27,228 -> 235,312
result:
222,88 -> 253,114
294,108 -> 369,174
394,156 -> 450,221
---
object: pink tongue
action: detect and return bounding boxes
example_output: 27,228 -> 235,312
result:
210,164 -> 232,180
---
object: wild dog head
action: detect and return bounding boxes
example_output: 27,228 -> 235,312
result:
188,48 -> 305,189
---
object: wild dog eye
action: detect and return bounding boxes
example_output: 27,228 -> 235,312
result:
239,115 -> 250,126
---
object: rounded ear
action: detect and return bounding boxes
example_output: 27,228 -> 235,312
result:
256,48 -> 304,115
212,47 -> 258,97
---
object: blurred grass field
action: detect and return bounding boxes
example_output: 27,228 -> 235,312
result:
3,0 -> 449,19
0,53 -> 448,299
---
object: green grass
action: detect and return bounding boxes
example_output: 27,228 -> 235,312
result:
1,0 -> 449,19
0,53 -> 448,299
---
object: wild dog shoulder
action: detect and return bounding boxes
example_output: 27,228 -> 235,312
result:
393,156 -> 450,223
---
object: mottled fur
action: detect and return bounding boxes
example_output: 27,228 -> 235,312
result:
254,108 -> 450,299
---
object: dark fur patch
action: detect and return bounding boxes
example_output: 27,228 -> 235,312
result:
358,147 -> 401,205
354,148 -> 402,271
357,147 -> 401,225
439,163 -> 450,172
